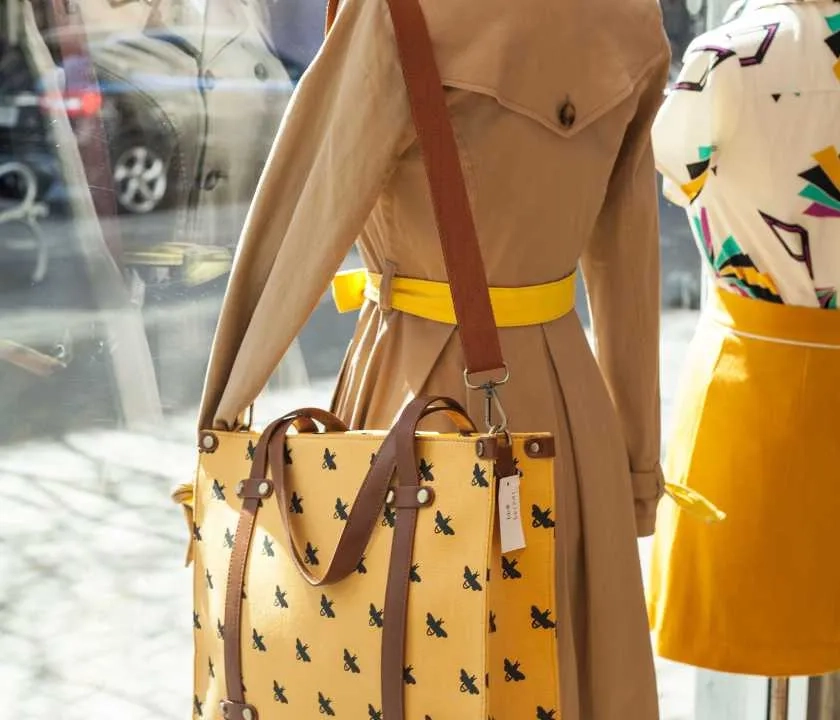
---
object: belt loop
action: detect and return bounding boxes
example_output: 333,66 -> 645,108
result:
379,260 -> 397,315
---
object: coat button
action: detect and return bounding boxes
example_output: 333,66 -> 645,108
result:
254,63 -> 268,81
203,170 -> 221,190
557,100 -> 576,129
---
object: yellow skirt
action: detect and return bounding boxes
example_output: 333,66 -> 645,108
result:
648,288 -> 840,677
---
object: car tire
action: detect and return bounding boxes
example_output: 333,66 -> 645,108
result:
110,133 -> 174,214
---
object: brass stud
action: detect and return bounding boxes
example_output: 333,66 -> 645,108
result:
242,708 -> 254,720
201,433 -> 215,450
258,481 -> 270,496
385,489 -> 395,505
236,480 -> 245,496
417,487 -> 431,505
476,440 -> 485,457
529,441 -> 541,454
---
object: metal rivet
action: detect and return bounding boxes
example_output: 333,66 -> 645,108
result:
416,487 -> 430,505
219,702 -> 228,717
242,708 -> 254,720
201,434 -> 215,449
476,440 -> 485,457
258,481 -> 269,496
529,441 -> 541,454
385,489 -> 395,505
236,480 -> 245,496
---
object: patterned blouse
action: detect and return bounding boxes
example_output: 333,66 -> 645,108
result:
653,0 -> 840,308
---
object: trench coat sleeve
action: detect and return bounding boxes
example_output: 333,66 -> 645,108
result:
651,37 -> 743,208
198,0 -> 413,430
580,52 -> 670,538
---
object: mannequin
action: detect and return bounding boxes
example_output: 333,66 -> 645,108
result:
648,0 -> 840,713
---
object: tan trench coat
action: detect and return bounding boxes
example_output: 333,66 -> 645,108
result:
199,0 -> 670,717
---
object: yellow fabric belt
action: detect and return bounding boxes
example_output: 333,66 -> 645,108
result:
331,268 -> 577,326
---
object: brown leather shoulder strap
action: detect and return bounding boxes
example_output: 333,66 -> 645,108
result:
326,0 -> 505,377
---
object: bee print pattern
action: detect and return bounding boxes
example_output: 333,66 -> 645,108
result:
284,443 -> 293,465
205,569 -> 213,590
459,669 -> 480,695
418,458 -> 435,481
211,479 -> 225,500
304,542 -> 319,566
343,648 -> 361,673
409,563 -> 422,583
403,665 -> 417,684
216,619 -> 224,638
489,611 -> 497,633
334,497 -> 349,521
262,536 -> 275,557
382,506 -> 396,528
223,528 -> 234,549
471,463 -> 489,487
192,523 -> 202,542
537,708 -> 557,720
369,604 -> 384,628
504,658 -> 526,682
356,555 -> 368,574
425,613 -> 448,638
252,628 -> 267,652
368,704 -> 383,720
290,492 -> 304,514
434,511 -> 454,535
273,681 -> 288,703
193,694 -> 203,716
530,606 -> 556,630
502,556 -> 522,579
322,448 -> 338,470
193,611 -> 201,630
296,638 -> 311,662
463,566 -> 483,591
513,456 -> 523,477
208,658 -> 214,678
246,440 -> 256,461
275,587 -> 289,608
531,504 -> 556,529
320,594 -> 336,619
318,692 -> 335,716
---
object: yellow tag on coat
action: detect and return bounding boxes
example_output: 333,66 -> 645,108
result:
498,474 -> 527,553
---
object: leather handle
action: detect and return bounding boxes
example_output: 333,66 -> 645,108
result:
267,397 -> 475,586
325,0 -> 506,377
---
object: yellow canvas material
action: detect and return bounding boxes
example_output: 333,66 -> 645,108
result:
185,427 -> 560,719
649,287 -> 840,676
331,269 -> 578,327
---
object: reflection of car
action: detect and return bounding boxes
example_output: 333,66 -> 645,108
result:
0,26 -> 295,215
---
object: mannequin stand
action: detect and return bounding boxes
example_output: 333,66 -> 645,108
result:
770,678 -> 790,720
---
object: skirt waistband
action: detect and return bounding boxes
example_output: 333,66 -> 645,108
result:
709,287 -> 840,348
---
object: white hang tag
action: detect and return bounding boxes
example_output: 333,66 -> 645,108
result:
498,474 -> 527,554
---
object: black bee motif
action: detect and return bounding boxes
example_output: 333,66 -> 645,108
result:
434,511 -> 454,535
489,611 -> 497,633
284,443 -> 293,465
193,612 -> 201,630
275,587 -> 289,609
192,523 -> 202,542
208,658 -> 215,678
343,649 -> 361,673
471,464 -> 489,487
296,638 -> 311,662
334,498 -> 349,521
290,492 -> 304,514
537,707 -> 557,720
459,669 -> 480,695
205,570 -> 213,590
513,457 -> 523,477
304,542 -> 319,566
318,692 -> 335,716
368,704 -> 383,720
262,536 -> 275,557
369,604 -> 384,628
252,629 -> 267,652
320,594 -> 336,619
356,555 -> 368,574
532,504 -> 556,529
273,681 -> 288,703
246,440 -> 256,461
418,458 -> 434,481
403,666 -> 417,685
504,658 -> 526,682
216,619 -> 224,638
530,606 -> 556,630
425,613 -> 448,638
212,479 -> 225,500
501,556 -> 522,579
382,506 -> 397,528
194,694 -> 203,716
224,528 -> 235,549
322,448 -> 338,470
409,563 -> 421,583
463,566 -> 483,591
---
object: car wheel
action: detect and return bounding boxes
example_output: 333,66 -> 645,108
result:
111,138 -> 171,214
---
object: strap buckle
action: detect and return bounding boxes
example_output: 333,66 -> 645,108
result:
463,364 -> 510,434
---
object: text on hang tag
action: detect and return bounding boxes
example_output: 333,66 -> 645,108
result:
498,474 -> 526,554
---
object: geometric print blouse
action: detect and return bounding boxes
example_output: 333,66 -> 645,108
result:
653,0 -> 840,308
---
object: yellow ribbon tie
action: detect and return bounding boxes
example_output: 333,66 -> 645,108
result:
664,482 -> 727,523
172,482 -> 196,567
